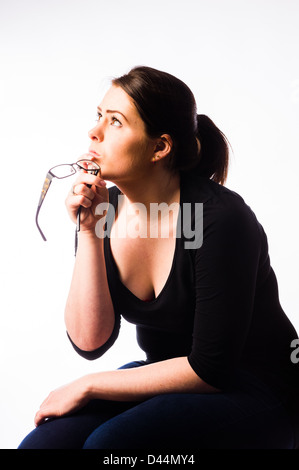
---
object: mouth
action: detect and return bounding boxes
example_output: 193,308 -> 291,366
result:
88,149 -> 100,158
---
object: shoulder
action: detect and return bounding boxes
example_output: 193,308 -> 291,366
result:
180,174 -> 264,253
181,173 -> 258,224
181,172 -> 245,206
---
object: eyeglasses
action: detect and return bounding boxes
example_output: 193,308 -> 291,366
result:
36,159 -> 101,242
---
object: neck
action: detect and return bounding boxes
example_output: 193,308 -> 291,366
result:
113,167 -> 181,210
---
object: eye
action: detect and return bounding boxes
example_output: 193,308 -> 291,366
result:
111,116 -> 122,127
96,111 -> 102,122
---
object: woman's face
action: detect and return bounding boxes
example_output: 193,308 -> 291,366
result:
88,85 -> 156,183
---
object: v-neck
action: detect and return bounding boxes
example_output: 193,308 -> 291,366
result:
105,184 -> 183,306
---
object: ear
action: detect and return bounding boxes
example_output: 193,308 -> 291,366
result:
151,134 -> 173,162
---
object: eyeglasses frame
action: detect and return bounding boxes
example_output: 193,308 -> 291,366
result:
35,159 -> 100,242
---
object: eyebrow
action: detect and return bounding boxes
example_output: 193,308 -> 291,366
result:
97,106 -> 128,122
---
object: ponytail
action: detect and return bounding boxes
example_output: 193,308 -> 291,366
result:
195,114 -> 230,186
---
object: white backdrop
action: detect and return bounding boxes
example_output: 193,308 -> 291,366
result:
0,0 -> 298,449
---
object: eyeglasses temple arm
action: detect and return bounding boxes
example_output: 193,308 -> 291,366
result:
36,173 -> 54,241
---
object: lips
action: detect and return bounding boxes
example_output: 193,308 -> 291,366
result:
88,150 -> 100,158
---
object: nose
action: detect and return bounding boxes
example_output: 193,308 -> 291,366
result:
88,122 -> 104,142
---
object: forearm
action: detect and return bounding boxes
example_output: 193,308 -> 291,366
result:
84,356 -> 219,401
34,356 -> 220,426
64,230 -> 115,351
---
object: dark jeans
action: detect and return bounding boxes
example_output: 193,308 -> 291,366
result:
18,361 -> 296,449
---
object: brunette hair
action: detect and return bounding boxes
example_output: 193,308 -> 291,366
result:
113,66 -> 229,185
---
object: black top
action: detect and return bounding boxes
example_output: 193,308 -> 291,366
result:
69,173 -> 299,411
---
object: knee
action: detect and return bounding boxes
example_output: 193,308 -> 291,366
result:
82,428 -> 117,449
18,427 -> 44,449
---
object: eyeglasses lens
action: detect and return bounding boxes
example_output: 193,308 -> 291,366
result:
50,164 -> 77,179
76,159 -> 100,173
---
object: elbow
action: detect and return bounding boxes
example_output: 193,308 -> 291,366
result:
66,331 -> 109,360
190,370 -> 222,394
186,357 -> 223,394
195,378 -> 221,394
68,330 -> 113,352
66,315 -> 120,360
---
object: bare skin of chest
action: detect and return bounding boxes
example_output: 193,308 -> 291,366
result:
110,205 -> 178,301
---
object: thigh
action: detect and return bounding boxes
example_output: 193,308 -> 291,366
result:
83,387 -> 295,449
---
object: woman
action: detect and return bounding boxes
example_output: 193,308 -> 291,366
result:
19,66 -> 299,449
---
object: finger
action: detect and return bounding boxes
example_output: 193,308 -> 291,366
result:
34,408 -> 53,427
34,411 -> 43,426
65,195 -> 92,223
71,183 -> 96,199
73,172 -> 106,189
71,195 -> 93,209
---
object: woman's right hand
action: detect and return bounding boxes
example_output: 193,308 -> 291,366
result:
65,171 -> 108,233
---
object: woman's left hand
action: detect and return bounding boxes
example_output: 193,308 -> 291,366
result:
34,376 -> 90,427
